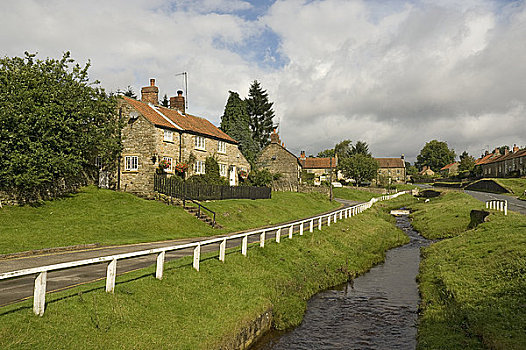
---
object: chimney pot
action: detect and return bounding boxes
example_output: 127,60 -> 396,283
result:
170,91 -> 185,114
141,78 -> 159,105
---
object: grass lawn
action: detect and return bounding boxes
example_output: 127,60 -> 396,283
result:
413,191 -> 526,349
0,198 -> 411,350
332,186 -> 384,202
0,186 -> 339,255
493,178 -> 526,197
410,190 -> 484,239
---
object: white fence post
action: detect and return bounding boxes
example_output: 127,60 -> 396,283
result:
504,200 -> 508,216
300,223 -> 304,236
193,244 -> 201,271
33,271 -> 47,316
340,211 -> 343,220
155,251 -> 165,280
219,239 -> 226,262
106,258 -> 117,293
318,218 -> 322,230
310,219 -> 314,232
289,225 -> 293,239
485,201 -> 489,209
242,236 -> 248,256
260,231 -> 266,248
276,228 -> 281,243
328,215 -> 331,226
345,209 -> 348,219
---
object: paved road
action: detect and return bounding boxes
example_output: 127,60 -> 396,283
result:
465,190 -> 526,215
0,201 -> 357,308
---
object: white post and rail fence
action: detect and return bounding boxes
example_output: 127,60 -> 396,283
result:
485,199 -> 508,216
0,191 -> 409,316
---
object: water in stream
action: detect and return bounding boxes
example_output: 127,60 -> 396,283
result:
252,213 -> 430,350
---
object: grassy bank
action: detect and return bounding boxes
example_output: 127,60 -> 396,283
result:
494,178 -> 526,197
332,187 -> 383,201
413,191 -> 526,349
0,198 -> 410,349
0,186 -> 339,254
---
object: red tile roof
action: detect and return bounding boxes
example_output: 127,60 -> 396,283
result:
475,149 -> 526,165
299,157 -> 337,169
440,162 -> 458,171
122,97 -> 237,143
376,158 -> 405,168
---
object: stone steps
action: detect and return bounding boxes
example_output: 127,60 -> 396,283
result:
184,206 -> 221,228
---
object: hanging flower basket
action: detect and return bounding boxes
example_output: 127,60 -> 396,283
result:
238,170 -> 248,180
175,162 -> 188,174
158,159 -> 171,172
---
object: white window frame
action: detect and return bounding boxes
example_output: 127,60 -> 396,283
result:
163,129 -> 173,142
194,160 -> 205,174
219,163 -> 227,177
125,156 -> 138,171
218,141 -> 226,154
162,156 -> 173,172
195,136 -> 206,150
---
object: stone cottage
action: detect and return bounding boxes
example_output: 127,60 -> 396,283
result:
298,151 -> 338,185
477,145 -> 526,177
257,131 -> 302,190
117,79 -> 250,197
376,156 -> 406,184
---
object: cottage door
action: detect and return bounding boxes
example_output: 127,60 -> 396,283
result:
229,165 -> 236,186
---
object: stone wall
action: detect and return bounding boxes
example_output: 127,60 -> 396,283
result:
258,143 -> 300,187
217,309 -> 273,350
119,103 -> 158,197
377,167 -> 406,183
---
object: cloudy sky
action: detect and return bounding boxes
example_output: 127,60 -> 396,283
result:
2,0 -> 525,162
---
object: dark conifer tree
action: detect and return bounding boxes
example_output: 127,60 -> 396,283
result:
245,80 -> 275,151
161,94 -> 169,107
220,91 -> 259,163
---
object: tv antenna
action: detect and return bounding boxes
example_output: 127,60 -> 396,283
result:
175,72 -> 188,109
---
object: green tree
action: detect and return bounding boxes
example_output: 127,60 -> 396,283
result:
0,52 -> 121,201
203,156 -> 225,185
245,80 -> 275,150
120,85 -> 136,99
351,141 -> 371,156
459,151 -> 476,172
220,91 -> 259,163
334,139 -> 352,159
339,154 -> 379,185
317,149 -> 335,157
161,94 -> 169,107
405,162 -> 418,176
416,140 -> 456,172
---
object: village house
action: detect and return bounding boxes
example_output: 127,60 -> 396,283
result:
298,151 -> 338,185
375,156 -> 406,184
477,145 -> 526,177
418,166 -> 435,176
257,131 -> 302,189
440,162 -> 459,177
117,79 -> 250,197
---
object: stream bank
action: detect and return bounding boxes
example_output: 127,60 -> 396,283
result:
252,213 -> 429,349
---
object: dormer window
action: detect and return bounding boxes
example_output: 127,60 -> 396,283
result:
164,130 -> 173,142
218,141 -> 226,154
195,136 -> 206,150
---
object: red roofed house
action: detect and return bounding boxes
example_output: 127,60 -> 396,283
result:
375,156 -> 406,183
298,151 -> 338,185
440,162 -> 459,176
118,79 -> 250,197
476,145 -> 526,177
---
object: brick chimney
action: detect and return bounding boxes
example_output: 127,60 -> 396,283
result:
401,154 -> 405,160
141,78 -> 159,105
170,90 -> 185,114
300,151 -> 306,160
513,144 -> 519,153
270,129 -> 280,144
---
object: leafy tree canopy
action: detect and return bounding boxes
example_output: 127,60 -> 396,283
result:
416,140 -> 456,172
220,91 -> 259,163
339,154 -> 379,185
335,139 -> 352,159
120,85 -> 137,99
459,151 -> 476,172
245,80 -> 275,151
0,52 -> 121,200
351,141 -> 371,156
317,149 -> 335,158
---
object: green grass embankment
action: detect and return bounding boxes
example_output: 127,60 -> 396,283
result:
332,187 -> 383,202
494,178 -> 526,198
0,197 -> 410,350
0,186 -> 339,255
412,191 -> 526,349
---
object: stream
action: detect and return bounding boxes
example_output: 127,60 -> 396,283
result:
251,212 -> 430,350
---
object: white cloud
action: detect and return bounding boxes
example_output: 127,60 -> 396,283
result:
1,0 -> 525,162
